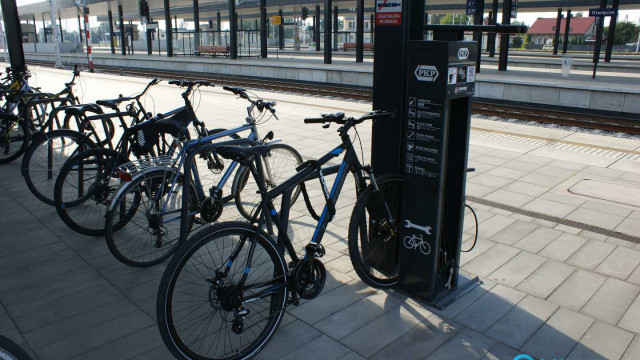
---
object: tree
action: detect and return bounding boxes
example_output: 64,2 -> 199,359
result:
609,22 -> 640,45
524,34 -> 532,44
575,12 -> 584,17
512,36 -> 523,48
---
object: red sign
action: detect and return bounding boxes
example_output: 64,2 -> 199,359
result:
376,0 -> 402,26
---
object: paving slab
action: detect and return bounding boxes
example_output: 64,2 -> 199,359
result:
255,320 -> 322,360
488,220 -> 539,246
622,335 -> 640,360
462,243 -> 520,277
516,260 -> 575,299
548,269 -> 607,312
595,247 -> 640,280
569,320 -> 635,360
281,335 -> 352,360
581,277 -> 640,325
454,284 -> 526,332
424,328 -> 496,360
566,240 -> 617,271
487,251 -> 547,287
512,226 -> 562,253
538,233 -> 588,262
618,293 -> 640,334
480,343 -> 522,360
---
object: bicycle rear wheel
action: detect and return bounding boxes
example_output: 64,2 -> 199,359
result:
54,148 -> 128,236
0,113 -> 29,165
21,129 -> 97,205
157,222 -> 288,360
348,174 -> 403,288
234,143 -> 303,221
104,169 -> 197,267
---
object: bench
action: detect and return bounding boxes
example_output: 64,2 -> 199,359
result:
196,45 -> 230,57
343,43 -> 374,51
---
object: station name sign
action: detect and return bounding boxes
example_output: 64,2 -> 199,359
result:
376,0 -> 402,26
589,8 -> 618,17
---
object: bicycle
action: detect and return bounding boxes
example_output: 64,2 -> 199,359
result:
22,78 -> 158,205
0,335 -> 33,360
103,84 -> 302,267
156,110 -> 402,360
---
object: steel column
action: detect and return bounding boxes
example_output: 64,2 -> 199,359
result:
279,10 -> 284,50
260,0 -> 267,58
164,0 -> 173,57
553,9 -> 562,55
563,10 -> 571,54
1,0 -> 26,72
59,16 -> 64,42
605,0 -> 619,62
118,5 -> 126,55
473,0 -> 485,72
498,0 -> 513,71
333,6 -> 338,50
43,17 -> 48,43
193,0 -> 200,48
77,14 -> 82,42
216,12 -> 222,45
229,0 -> 238,58
33,16 -> 39,43
486,12 -> 492,51
315,6 -> 321,51
324,0 -> 332,64
108,10 -> 115,53
356,0 -> 364,62
593,0 -> 607,65
488,0 -> 498,57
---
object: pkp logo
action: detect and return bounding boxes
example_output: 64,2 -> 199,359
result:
414,65 -> 439,82
457,48 -> 470,60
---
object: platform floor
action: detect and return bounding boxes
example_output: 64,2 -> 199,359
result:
1,67 -> 640,360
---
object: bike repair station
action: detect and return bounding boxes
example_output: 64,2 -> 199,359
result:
371,0 -> 526,308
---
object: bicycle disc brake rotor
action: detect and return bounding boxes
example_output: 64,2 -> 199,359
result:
294,259 -> 326,300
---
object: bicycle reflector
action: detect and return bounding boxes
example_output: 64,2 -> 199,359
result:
118,170 -> 133,182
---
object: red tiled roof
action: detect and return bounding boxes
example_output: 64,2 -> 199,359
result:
527,17 -> 595,35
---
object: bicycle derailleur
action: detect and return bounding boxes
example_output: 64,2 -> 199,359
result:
293,244 -> 327,301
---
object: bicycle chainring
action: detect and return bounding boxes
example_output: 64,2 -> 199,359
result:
200,197 -> 223,223
294,259 -> 326,300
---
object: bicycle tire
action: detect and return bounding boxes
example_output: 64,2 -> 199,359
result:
0,113 -> 29,165
21,129 -> 97,205
104,169 -> 197,267
157,221 -> 287,360
0,335 -> 33,360
62,113 -> 115,147
348,174 -> 403,289
233,143 -> 303,222
54,148 -> 129,236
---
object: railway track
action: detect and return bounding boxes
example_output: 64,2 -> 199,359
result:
26,59 -> 640,135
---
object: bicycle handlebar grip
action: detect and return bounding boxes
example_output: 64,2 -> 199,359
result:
168,80 -> 180,85
198,81 -> 211,87
304,118 -> 326,124
222,85 -> 237,93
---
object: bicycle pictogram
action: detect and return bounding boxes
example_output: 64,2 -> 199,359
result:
403,219 -> 432,255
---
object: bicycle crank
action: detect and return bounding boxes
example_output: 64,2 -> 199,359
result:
294,258 -> 326,300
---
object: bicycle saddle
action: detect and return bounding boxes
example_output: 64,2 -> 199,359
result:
216,145 -> 272,163
154,108 -> 195,137
96,97 -> 133,109
65,103 -> 103,116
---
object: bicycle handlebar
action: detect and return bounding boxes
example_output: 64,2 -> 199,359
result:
304,110 -> 395,125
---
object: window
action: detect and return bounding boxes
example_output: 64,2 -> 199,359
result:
348,21 -> 355,29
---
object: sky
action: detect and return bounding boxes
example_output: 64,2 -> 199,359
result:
13,0 -> 640,26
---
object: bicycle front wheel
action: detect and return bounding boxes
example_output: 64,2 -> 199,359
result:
157,222 -> 288,360
21,129 -> 97,205
104,169 -> 197,267
234,143 -> 303,221
0,113 -> 29,165
348,174 -> 403,288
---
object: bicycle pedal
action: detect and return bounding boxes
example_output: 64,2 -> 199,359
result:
306,243 -> 326,258
193,217 -> 204,224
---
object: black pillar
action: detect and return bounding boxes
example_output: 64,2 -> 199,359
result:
278,10 -> 284,50
605,0 -> 619,62
43,17 -> 48,42
333,6 -> 338,50
562,10 -> 571,54
108,10 -> 115,54
498,0 -> 513,71
324,0 -> 332,64
593,0 -> 607,64
193,0 -> 200,48
370,13 -> 374,39
164,0 -> 173,56
553,9 -> 562,55
1,0 -> 26,72
473,0 -> 485,72
229,0 -> 238,58
216,12 -> 222,45
59,16 -> 64,42
315,6 -> 321,51
488,0 -> 498,57
118,5 -> 126,55
33,16 -> 39,43
356,0 -> 364,62
486,12 -> 492,51
260,0 -> 267,58
77,14 -> 82,42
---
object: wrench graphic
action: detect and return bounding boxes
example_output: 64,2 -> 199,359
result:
404,220 -> 432,235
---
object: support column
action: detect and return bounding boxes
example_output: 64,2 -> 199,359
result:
59,15 -> 64,42
356,0 -> 364,62
229,0 -> 238,58
324,0 -> 332,64
278,10 -> 284,50
333,6 -> 338,50
488,0 -> 498,57
593,0 -> 607,64
43,17 -> 48,43
216,12 -> 222,45
562,10 -> 571,54
48,0 -> 62,67
370,13 -> 374,39
315,6 -> 321,51
77,14 -> 82,42
108,10 -> 115,53
118,4 -> 126,55
553,9 -> 562,55
1,0 -> 26,72
486,12 -> 492,51
260,0 -> 267,57
473,0 -> 485,72
164,0 -> 173,57
498,0 -> 513,71
605,0 -> 619,62
33,15 -> 39,43
193,0 -> 200,49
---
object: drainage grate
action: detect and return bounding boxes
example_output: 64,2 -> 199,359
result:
467,196 -> 640,245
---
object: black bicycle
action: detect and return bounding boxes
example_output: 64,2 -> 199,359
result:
156,110 -> 402,360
